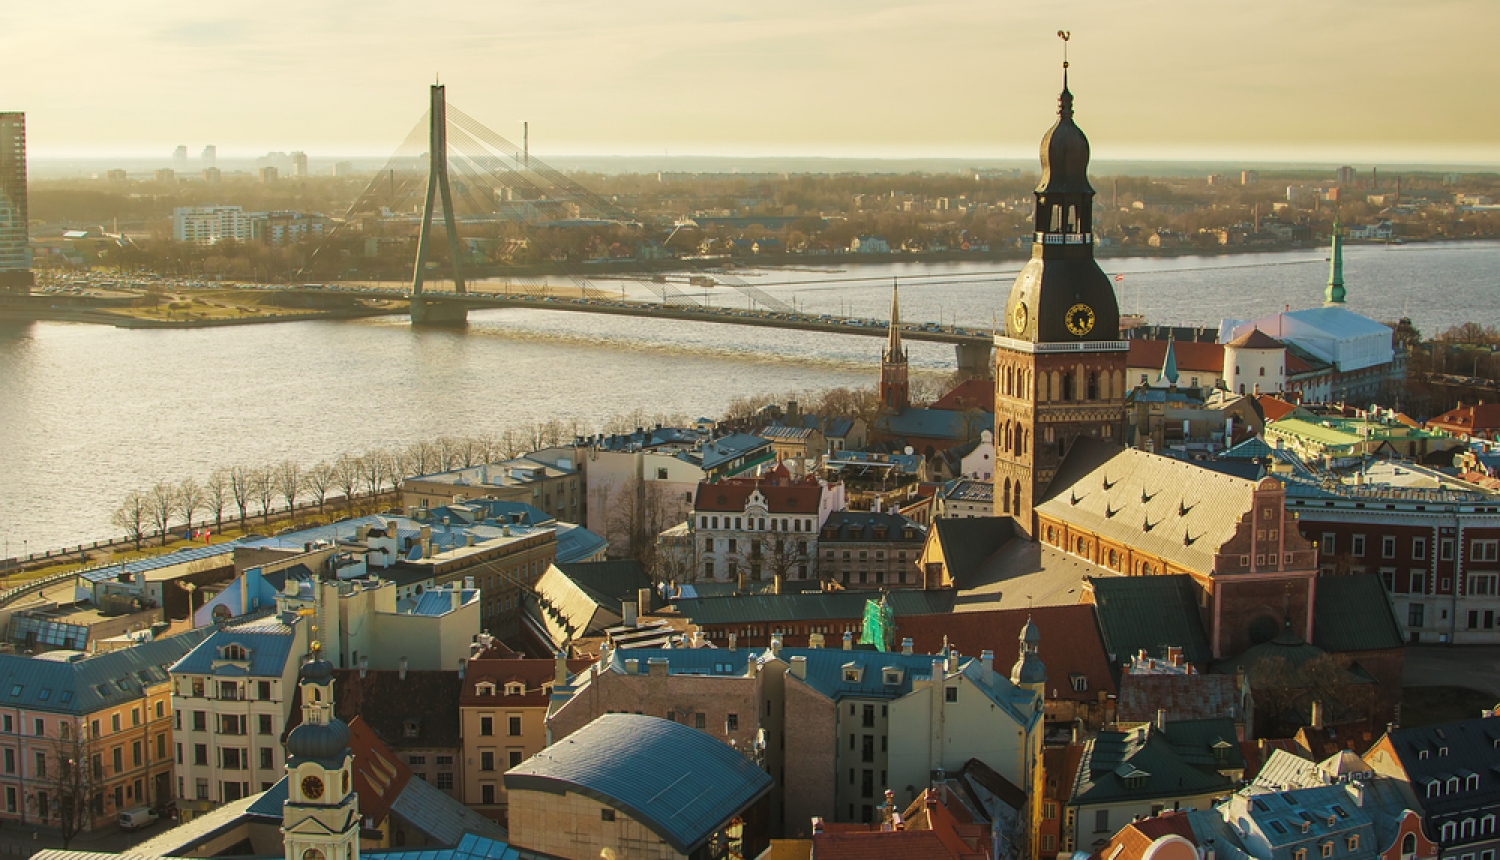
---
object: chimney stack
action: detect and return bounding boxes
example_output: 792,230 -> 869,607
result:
622,599 -> 638,628
728,632 -> 737,651
774,573 -> 784,595
637,586 -> 654,615
843,631 -> 853,650
554,650 -> 568,687
902,638 -> 914,656
790,655 -> 807,680
770,633 -> 783,656
1311,699 -> 1325,730
1156,708 -> 1168,731
399,657 -> 408,681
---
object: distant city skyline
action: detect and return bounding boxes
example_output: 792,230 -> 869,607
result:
1,0 -> 1496,163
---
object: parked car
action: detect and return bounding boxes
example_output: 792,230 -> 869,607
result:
119,806 -> 159,831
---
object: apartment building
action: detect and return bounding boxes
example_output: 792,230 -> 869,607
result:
402,458 -> 582,525
169,614 -> 308,815
0,630 -> 210,831
690,468 -> 844,583
816,510 -> 925,588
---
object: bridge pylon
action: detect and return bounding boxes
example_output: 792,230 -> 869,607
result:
410,83 -> 468,326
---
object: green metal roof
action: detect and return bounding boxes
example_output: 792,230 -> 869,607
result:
1311,573 -> 1403,653
1088,575 -> 1213,668
672,589 -> 955,627
1070,719 -> 1239,807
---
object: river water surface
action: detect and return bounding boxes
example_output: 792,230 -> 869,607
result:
2,241 -> 1496,553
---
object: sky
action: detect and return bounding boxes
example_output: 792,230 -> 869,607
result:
2,0 -> 1497,164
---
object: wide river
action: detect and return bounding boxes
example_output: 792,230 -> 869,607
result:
2,241 -> 1497,555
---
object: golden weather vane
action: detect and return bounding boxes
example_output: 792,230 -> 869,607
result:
1057,30 -> 1071,69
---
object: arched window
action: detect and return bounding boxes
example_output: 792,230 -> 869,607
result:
1259,367 -> 1266,377
1401,834 -> 1416,860
1108,549 -> 1119,569
1462,819 -> 1476,839
1013,482 -> 1021,515
1076,536 -> 1087,556
1051,371 -> 1062,402
1068,205 -> 1078,232
1050,204 -> 1063,232
1087,372 -> 1099,401
1003,478 -> 1012,514
1239,383 -> 1246,395
1441,822 -> 1456,842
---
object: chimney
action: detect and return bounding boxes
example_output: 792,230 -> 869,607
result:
691,630 -> 703,649
736,570 -> 748,595
624,658 -> 638,674
842,631 -> 853,650
637,587 -> 654,614
811,817 -> 824,835
465,534 -> 475,547
399,657 -> 408,681
902,638 -> 914,656
728,633 -> 737,651
980,649 -> 995,682
1349,780 -> 1365,807
1167,646 -> 1182,667
622,600 -> 638,628
747,654 -> 759,678
774,573 -> 784,595
554,650 -> 568,687
1156,708 -> 1168,731
1311,699 -> 1325,730
770,633 -> 783,656
790,655 -> 807,680
647,658 -> 668,677
808,632 -> 825,649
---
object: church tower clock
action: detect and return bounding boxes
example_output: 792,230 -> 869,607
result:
993,60 -> 1127,535
282,645 -> 359,860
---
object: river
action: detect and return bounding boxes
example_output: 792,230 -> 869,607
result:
2,241 -> 1497,554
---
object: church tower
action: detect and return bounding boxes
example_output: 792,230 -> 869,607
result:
282,646 -> 359,860
880,282 -> 910,413
993,60 -> 1126,535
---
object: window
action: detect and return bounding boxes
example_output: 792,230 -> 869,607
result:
480,751 -> 495,771
1443,539 -> 1456,561
694,713 -> 706,730
1321,533 -> 1336,555
259,748 -> 273,769
508,750 -> 523,768
1473,574 -> 1500,596
258,714 -> 273,735
1476,540 -> 1500,563
1322,843 -> 1334,858
862,705 -> 875,728
1352,535 -> 1366,556
34,718 -> 45,737
480,716 -> 493,736
480,784 -> 495,804
194,744 -> 208,766
112,747 -> 122,772
1094,809 -> 1109,833
193,711 -> 207,731
1413,537 -> 1427,560
1410,604 -> 1426,628
656,468 -> 668,480
945,687 -> 958,702
601,808 -> 616,822
258,680 -> 271,700
1383,536 -> 1397,558
507,716 -> 522,737
435,772 -> 454,790
726,714 -> 739,732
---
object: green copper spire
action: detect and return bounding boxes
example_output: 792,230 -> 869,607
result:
1158,334 -> 1179,387
1325,222 -> 1346,305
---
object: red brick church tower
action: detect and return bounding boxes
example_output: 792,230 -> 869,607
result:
993,64 -> 1128,535
880,282 -> 910,414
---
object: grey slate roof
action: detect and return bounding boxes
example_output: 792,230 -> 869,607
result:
1382,715 -> 1500,824
1039,442 -> 1257,576
504,713 -> 773,855
1088,575 -> 1214,667
931,516 -> 1014,584
819,510 -> 925,544
1071,719 -> 1240,807
390,769 -> 511,845
0,628 -> 212,715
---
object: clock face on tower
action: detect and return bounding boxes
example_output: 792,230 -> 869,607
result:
1065,303 -> 1096,337
1011,302 -> 1029,335
302,776 -> 325,800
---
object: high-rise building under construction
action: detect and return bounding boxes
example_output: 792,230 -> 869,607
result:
0,112 -> 30,294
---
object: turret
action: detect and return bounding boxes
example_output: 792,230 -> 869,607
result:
1009,616 -> 1047,694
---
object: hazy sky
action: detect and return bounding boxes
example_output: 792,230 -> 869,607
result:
3,0 -> 1496,163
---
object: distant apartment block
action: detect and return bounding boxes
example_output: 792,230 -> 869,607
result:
1337,165 -> 1356,184
105,169 -> 127,182
200,145 -> 216,170
172,145 -> 188,172
0,112 -> 31,293
154,168 -> 175,184
258,166 -> 278,183
174,206 -> 252,245
291,151 -> 308,178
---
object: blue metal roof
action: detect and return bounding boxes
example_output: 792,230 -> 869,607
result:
698,433 -> 772,472
553,522 -> 606,564
877,408 -> 986,442
169,615 -> 298,678
504,713 -> 772,855
79,544 -> 236,584
0,628 -> 212,715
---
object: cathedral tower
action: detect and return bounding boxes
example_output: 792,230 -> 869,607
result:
993,63 -> 1127,535
282,647 -> 359,860
880,282 -> 910,413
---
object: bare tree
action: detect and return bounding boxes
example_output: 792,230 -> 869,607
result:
304,462 -> 336,514
499,428 -> 525,459
204,468 -> 231,532
332,455 -> 362,509
36,727 -> 102,849
147,481 -> 178,546
249,465 -> 276,524
359,450 -> 389,500
178,477 -> 206,534
604,481 -> 680,572
407,441 -> 438,477
276,460 -> 302,514
229,465 -> 254,530
111,491 -> 149,551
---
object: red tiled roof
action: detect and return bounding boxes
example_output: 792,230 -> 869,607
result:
1093,812 -> 1198,860
931,378 -> 995,413
1257,395 -> 1299,421
1284,351 -> 1315,374
1429,403 -> 1500,434
896,605 -> 1116,701
1127,340 -> 1225,374
347,716 -> 414,826
812,829 -> 969,860
694,475 -> 823,513
460,657 -> 593,707
1225,328 -> 1285,350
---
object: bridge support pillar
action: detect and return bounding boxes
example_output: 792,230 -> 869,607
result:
410,296 -> 468,326
954,343 -> 993,379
